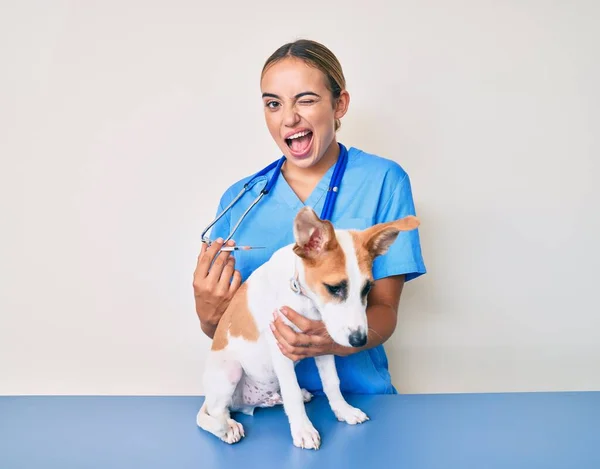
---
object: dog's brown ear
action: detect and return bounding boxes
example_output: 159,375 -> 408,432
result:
362,215 -> 420,258
293,207 -> 338,260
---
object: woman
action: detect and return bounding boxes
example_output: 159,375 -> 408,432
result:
193,39 -> 426,395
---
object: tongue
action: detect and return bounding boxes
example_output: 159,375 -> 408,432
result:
290,133 -> 311,153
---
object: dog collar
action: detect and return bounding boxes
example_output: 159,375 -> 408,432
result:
290,258 -> 308,297
290,277 -> 302,294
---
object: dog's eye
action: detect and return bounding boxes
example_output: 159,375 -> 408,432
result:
324,281 -> 348,299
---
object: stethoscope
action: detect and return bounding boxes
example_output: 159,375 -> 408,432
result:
201,142 -> 349,251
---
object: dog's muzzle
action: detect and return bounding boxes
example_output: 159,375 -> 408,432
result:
348,329 -> 368,348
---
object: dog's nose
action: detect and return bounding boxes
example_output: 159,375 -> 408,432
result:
348,330 -> 367,347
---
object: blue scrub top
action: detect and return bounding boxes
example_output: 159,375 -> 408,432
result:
208,145 -> 427,395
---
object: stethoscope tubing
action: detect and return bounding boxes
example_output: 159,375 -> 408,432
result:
201,143 -> 348,248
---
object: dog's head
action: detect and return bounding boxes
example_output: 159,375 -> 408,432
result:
292,207 -> 420,348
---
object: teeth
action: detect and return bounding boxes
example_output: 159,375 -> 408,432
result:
287,130 -> 311,140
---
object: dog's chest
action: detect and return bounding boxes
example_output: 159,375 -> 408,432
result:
243,374 -> 280,404
231,372 -> 281,414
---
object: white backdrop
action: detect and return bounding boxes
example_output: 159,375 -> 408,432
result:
1,1 -> 599,395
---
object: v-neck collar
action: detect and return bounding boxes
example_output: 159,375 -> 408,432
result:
274,161 -> 337,215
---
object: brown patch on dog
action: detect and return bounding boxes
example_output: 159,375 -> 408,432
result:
210,317 -> 229,351
351,216 -> 421,274
302,240 -> 348,302
211,283 -> 259,351
350,231 -> 374,278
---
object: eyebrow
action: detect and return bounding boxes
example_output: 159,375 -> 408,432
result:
261,91 -> 321,99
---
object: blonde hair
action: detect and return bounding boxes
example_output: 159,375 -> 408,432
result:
261,39 -> 346,131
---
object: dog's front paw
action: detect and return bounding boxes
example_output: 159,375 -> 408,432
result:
331,402 -> 369,425
220,418 -> 245,444
291,421 -> 321,450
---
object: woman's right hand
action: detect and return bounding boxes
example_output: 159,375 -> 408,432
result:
193,238 -> 243,338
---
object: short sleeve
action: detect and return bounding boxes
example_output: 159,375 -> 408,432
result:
372,171 -> 427,282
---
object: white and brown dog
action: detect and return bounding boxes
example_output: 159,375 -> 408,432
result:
197,206 -> 419,449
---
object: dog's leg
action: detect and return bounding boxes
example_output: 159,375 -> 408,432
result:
196,352 -> 245,444
314,354 -> 369,424
269,346 -> 320,449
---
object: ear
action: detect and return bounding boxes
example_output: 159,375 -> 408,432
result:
364,215 -> 420,258
292,207 -> 338,260
334,90 -> 350,120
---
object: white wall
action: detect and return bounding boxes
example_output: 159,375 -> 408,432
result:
1,1 -> 599,395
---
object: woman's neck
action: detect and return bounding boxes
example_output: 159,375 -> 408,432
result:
281,140 -> 340,203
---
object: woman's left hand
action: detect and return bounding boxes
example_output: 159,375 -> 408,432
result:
270,306 -> 341,361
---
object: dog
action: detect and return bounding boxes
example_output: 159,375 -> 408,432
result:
196,206 -> 420,449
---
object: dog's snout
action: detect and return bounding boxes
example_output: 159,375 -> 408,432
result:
348,330 -> 367,348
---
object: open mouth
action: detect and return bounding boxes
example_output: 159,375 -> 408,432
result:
285,130 -> 313,157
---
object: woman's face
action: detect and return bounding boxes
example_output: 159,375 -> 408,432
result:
260,57 -> 349,170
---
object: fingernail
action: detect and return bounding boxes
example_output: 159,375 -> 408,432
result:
216,237 -> 223,243
227,240 -> 235,246
280,308 -> 288,317
269,323 -> 275,331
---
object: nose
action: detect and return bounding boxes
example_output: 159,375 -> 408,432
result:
348,329 -> 367,348
283,104 -> 300,127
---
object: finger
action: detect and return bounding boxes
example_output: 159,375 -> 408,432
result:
279,306 -> 314,333
277,339 -> 330,360
228,269 -> 242,296
270,318 -> 289,347
274,314 -> 333,354
271,317 -> 305,351
215,257 -> 236,295
197,238 -> 225,277
219,255 -> 235,282
301,333 -> 331,347
271,329 -> 306,359
197,242 -> 208,260
194,242 -> 209,278
272,312 -> 313,347
276,341 -> 304,361
206,240 -> 235,282
273,311 -> 333,350
276,341 -> 298,360
270,323 -> 327,359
